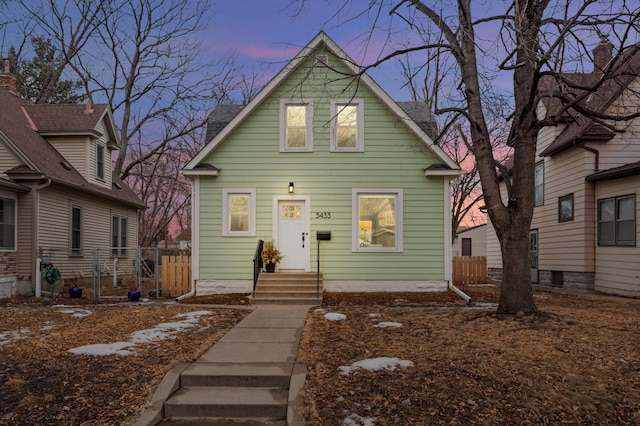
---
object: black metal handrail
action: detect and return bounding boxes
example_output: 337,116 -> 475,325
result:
252,239 -> 264,297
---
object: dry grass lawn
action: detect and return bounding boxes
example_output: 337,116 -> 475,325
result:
299,286 -> 640,425
1,287 -> 639,425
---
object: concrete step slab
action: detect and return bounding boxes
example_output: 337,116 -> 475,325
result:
250,298 -> 321,306
198,342 -> 298,364
164,386 -> 287,419
181,363 -> 293,388
159,419 -> 286,425
219,327 -> 301,344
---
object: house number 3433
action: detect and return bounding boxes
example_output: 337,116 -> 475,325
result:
315,212 -> 331,219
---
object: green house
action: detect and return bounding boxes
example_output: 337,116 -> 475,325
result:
183,32 -> 460,296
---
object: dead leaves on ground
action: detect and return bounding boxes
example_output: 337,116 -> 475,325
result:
0,301 -> 249,425
299,288 -> 640,425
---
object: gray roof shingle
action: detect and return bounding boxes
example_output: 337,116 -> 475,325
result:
0,89 -> 144,208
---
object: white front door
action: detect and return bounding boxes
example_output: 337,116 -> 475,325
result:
276,198 -> 309,270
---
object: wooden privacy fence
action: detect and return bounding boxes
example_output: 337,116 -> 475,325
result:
452,256 -> 487,286
161,255 -> 191,297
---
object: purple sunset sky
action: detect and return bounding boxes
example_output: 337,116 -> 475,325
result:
203,0 -> 418,100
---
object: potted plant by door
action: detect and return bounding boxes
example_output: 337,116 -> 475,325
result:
261,240 -> 283,272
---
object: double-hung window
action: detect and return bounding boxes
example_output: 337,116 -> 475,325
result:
96,144 -> 105,180
280,100 -> 313,152
0,196 -> 16,250
71,205 -> 82,255
331,99 -> 364,152
112,215 -> 128,256
352,189 -> 403,252
223,189 -> 256,236
598,195 -> 635,246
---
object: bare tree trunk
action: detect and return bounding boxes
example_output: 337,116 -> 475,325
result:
496,222 -> 536,314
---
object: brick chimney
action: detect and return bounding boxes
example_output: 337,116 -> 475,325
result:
0,58 -> 18,94
593,40 -> 613,73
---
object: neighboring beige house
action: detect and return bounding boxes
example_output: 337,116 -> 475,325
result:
487,42 -> 640,297
452,224 -> 487,257
0,60 -> 145,297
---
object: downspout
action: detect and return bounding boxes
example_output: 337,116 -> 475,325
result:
33,178 -> 52,298
443,176 -> 472,303
449,282 -> 473,303
580,143 -> 599,172
176,175 -> 198,302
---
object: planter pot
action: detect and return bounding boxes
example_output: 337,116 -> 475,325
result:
265,263 -> 276,273
69,287 -> 82,298
127,290 -> 142,301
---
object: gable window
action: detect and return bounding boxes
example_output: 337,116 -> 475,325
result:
558,193 -> 574,222
534,161 -> 544,206
112,215 -> 128,256
331,99 -> 364,152
598,195 -> 635,246
223,189 -> 256,236
71,205 -> 82,255
0,196 -> 16,251
352,189 -> 403,252
280,100 -> 313,152
96,144 -> 105,180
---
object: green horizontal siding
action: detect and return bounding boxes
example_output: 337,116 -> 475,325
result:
197,48 -> 447,282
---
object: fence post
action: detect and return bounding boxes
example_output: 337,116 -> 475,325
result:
154,247 -> 160,299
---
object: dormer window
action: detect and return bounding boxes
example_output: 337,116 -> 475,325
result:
96,144 -> 105,180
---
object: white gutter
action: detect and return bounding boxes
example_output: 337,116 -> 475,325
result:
439,174 -> 472,303
449,282 -> 473,303
34,178 -> 52,298
176,176 -> 199,302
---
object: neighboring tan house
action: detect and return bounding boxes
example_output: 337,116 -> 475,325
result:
183,32 -> 461,295
0,60 -> 145,297
486,42 -> 640,297
452,224 -> 487,257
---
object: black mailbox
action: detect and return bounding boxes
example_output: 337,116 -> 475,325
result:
317,231 -> 331,241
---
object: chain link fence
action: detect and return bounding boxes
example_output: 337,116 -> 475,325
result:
38,246 -> 190,300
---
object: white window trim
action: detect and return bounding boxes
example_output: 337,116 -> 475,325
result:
223,188 -> 256,237
111,212 -> 129,257
0,190 -> 17,252
280,99 -> 314,152
70,202 -> 83,256
352,188 -> 403,252
331,98 -> 364,152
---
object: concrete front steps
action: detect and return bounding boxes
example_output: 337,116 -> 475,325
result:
251,272 -> 323,305
151,305 -> 311,426
160,363 -> 292,425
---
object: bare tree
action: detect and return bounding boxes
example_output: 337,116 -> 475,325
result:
8,0 -> 257,247
13,0 -> 106,104
299,0 -> 640,314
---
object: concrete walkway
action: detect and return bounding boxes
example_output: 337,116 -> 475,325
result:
134,304 -> 312,426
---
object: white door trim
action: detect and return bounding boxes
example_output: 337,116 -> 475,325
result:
272,195 -> 311,272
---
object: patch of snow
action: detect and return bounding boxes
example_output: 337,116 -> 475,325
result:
367,313 -> 380,318
41,322 -> 55,331
374,322 -> 402,328
0,328 -> 31,347
69,341 -> 135,356
343,413 -> 377,425
324,312 -> 346,321
131,311 -> 212,343
55,307 -> 93,318
69,310 -> 214,356
338,357 -> 414,375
